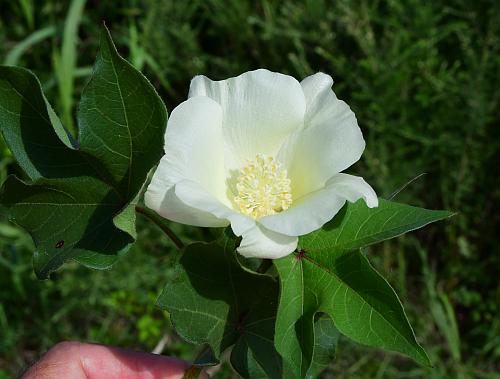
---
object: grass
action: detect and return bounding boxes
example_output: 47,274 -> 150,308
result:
0,0 -> 499,378
52,0 -> 86,136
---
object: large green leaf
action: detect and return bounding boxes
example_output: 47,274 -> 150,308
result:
157,233 -> 291,379
274,199 -> 454,378
0,26 -> 167,278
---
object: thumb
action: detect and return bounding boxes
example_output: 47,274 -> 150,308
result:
22,341 -> 208,379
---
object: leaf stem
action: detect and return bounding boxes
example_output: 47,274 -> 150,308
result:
135,205 -> 185,250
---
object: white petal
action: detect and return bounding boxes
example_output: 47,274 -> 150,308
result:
301,72 -> 335,117
326,173 -> 378,208
153,186 -> 229,227
145,96 -> 230,223
259,173 -> 378,236
277,73 -> 365,198
174,180 -> 254,236
164,95 -> 226,199
259,185 -> 345,237
189,69 -> 306,171
237,224 -> 298,259
175,180 -> 298,258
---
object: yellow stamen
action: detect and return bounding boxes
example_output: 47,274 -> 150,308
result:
234,154 -> 292,219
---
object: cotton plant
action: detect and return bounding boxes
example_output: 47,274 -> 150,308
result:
0,27 -> 453,379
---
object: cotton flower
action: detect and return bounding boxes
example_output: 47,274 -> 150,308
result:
145,69 -> 378,259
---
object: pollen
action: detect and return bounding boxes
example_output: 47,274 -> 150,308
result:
234,154 -> 293,219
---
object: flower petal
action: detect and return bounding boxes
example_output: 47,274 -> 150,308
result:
301,72 -> 339,126
259,184 -> 345,237
237,224 -> 298,259
175,179 -> 298,259
326,173 -> 378,208
277,73 -> 365,198
174,180 -> 254,236
145,95 -> 230,221
154,186 -> 229,227
189,69 -> 306,171
259,173 -> 378,236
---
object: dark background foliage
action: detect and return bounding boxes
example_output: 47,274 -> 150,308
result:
0,0 -> 499,378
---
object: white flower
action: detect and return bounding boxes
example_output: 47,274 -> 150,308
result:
145,69 -> 378,259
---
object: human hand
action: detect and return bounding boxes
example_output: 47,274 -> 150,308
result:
22,342 -> 208,379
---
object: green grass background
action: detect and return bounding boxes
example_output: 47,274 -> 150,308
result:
0,1 -> 499,378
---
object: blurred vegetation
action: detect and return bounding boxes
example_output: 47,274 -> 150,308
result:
1,0 -> 499,378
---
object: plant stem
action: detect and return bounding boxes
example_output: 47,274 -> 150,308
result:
135,206 -> 185,250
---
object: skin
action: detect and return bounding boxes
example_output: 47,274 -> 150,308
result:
21,342 -> 208,379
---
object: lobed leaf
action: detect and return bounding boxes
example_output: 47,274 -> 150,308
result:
157,233 -> 290,378
0,25 -> 167,278
275,199 -> 454,377
158,231 -> 339,379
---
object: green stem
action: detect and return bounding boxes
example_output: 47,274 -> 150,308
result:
135,206 -> 185,250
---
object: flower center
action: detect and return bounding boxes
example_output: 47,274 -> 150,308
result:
234,154 -> 292,219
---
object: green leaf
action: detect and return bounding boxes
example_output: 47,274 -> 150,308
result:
302,198 -> 454,252
306,315 -> 339,379
275,199 -> 454,377
0,26 -> 167,278
157,233 -> 291,379
79,25 -> 166,198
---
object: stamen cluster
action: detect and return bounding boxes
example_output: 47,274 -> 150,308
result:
234,154 -> 292,219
